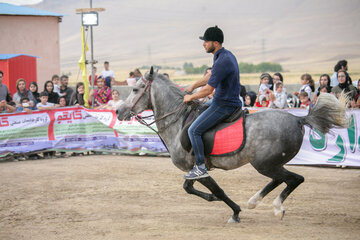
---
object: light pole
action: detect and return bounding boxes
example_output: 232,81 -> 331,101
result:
76,1 -> 105,108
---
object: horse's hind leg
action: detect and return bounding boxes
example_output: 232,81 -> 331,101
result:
254,166 -> 304,220
183,179 -> 220,202
197,177 -> 241,223
272,168 -> 304,220
248,179 -> 283,209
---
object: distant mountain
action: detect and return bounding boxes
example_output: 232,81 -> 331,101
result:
32,0 -> 360,73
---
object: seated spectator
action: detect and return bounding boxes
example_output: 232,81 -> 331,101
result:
163,73 -> 170,80
244,91 -> 256,107
269,82 -> 287,109
255,92 -> 270,107
331,70 -> 357,105
29,81 -> 40,104
258,73 -> 272,99
299,92 -> 312,110
0,100 -> 16,113
16,97 -> 33,113
60,75 -> 74,106
88,77 -> 112,108
70,82 -> 85,106
99,89 -> 124,110
0,70 -> 12,103
37,92 -> 56,110
13,78 -> 36,108
44,80 -> 60,104
52,74 -> 61,95
105,76 -> 112,88
294,73 -> 315,100
126,72 -> 136,86
89,66 -> 98,86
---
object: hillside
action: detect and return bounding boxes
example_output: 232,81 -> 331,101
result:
32,0 -> 360,74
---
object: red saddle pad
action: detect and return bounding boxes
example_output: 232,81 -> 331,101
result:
210,118 -> 245,156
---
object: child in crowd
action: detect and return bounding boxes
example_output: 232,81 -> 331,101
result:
269,82 -> 287,109
294,73 -> 315,100
99,89 -> 124,110
258,73 -> 272,99
16,97 -> 33,113
37,91 -> 57,110
52,74 -> 61,96
255,92 -> 270,107
299,92 -> 312,109
58,96 -> 67,107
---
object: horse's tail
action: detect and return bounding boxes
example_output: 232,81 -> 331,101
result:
301,92 -> 350,134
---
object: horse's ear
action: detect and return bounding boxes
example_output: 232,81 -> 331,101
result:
148,66 -> 154,81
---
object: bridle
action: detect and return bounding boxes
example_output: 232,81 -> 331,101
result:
128,76 -> 186,132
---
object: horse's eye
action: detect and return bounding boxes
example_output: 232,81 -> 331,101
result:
133,88 -> 138,93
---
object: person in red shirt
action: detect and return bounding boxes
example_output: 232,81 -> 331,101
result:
255,91 -> 270,107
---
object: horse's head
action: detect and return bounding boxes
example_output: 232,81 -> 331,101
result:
116,67 -> 154,120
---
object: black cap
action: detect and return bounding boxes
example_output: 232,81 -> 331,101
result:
199,25 -> 224,43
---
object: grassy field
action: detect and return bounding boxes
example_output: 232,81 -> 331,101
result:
69,69 -> 360,87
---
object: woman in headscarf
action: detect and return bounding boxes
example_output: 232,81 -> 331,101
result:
70,82 -> 85,106
88,76 -> 112,108
331,70 -> 357,106
13,78 -> 36,108
29,81 -> 40,104
44,80 -> 59,104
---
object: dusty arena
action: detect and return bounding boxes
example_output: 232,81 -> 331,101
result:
0,155 -> 359,240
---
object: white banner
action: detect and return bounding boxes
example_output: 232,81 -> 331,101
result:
282,109 -> 359,167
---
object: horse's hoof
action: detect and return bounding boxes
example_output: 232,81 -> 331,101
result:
274,208 -> 285,220
248,191 -> 262,209
227,216 -> 240,224
247,202 -> 257,209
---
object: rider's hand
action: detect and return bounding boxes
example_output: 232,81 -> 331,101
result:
184,86 -> 194,94
183,94 -> 193,103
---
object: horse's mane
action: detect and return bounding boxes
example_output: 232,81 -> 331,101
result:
155,73 -> 186,100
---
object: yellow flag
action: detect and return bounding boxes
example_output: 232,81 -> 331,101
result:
78,26 -> 90,108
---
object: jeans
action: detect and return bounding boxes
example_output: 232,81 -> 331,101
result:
188,102 -> 238,166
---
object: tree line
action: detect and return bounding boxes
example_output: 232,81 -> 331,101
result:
183,62 -> 283,74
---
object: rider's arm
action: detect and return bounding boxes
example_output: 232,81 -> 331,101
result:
184,84 -> 214,103
185,72 -> 211,93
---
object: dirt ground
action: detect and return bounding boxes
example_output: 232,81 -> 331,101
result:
0,155 -> 359,240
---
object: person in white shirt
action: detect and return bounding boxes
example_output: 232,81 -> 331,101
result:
269,82 -> 287,109
100,61 -> 115,80
51,74 -> 62,96
37,91 -> 56,110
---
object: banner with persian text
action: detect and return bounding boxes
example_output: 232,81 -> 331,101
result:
0,107 -> 359,167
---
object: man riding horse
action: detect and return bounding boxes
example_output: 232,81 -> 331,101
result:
183,25 -> 242,179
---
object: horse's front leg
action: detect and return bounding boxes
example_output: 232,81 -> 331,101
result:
183,179 -> 220,202
197,177 -> 241,223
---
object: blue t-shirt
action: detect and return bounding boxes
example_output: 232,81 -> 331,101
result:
207,48 -> 242,107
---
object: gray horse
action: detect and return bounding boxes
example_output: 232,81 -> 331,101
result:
116,68 -> 348,223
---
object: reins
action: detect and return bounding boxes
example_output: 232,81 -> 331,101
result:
128,76 -> 190,152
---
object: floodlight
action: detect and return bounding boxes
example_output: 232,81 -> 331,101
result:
82,12 -> 98,26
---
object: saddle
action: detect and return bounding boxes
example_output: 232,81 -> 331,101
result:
180,105 -> 248,157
